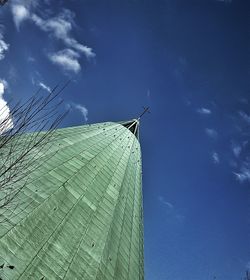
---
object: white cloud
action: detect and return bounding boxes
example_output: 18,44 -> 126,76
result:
72,103 -> 88,122
0,34 -> 9,61
0,80 -> 13,133
212,152 -> 220,164
28,56 -> 35,63
31,11 -> 95,59
31,13 -> 71,40
239,111 -> 250,124
205,128 -> 218,139
0,79 -> 8,89
10,5 -> 95,72
12,6 -> 95,59
64,37 -> 95,59
232,143 -> 241,158
11,4 -> 29,29
234,171 -> 250,183
39,82 -> 51,93
30,70 -> 42,86
147,89 -> 151,98
233,160 -> 250,183
158,196 -> 174,209
49,49 -> 81,73
197,107 -> 211,115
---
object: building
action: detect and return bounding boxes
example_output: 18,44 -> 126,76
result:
0,119 -> 144,279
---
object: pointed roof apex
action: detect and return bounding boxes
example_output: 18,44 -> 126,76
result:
119,107 -> 149,138
121,119 -> 139,138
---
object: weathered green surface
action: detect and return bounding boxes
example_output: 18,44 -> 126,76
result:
0,121 -> 144,280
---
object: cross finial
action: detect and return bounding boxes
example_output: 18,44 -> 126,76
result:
138,106 -> 150,120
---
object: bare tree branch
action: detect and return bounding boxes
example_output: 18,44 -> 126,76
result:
0,82 -> 68,223
0,0 -> 8,6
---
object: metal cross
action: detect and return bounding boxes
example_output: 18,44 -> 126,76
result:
138,106 -> 150,120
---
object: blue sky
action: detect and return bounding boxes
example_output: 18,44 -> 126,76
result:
0,0 -> 250,279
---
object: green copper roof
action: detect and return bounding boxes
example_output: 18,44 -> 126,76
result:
0,121 -> 144,280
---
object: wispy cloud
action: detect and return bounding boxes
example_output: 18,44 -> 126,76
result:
0,33 -> 9,61
74,104 -> 88,122
158,195 -> 186,223
38,82 -> 51,93
228,112 -> 250,184
11,5 -> 95,60
232,143 -> 241,158
30,71 -> 51,92
233,159 -> 250,183
239,111 -> 250,124
197,107 -> 211,115
69,103 -> 88,122
11,4 -> 29,29
212,152 -> 220,164
234,171 -> 250,183
49,49 -> 81,73
147,89 -> 151,98
31,10 -> 95,59
10,0 -> 40,28
10,4 -> 95,73
205,128 -> 218,139
0,80 -> 13,133
28,56 -> 35,63
158,195 -> 174,209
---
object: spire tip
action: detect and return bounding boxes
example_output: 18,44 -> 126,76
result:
138,106 -> 150,120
